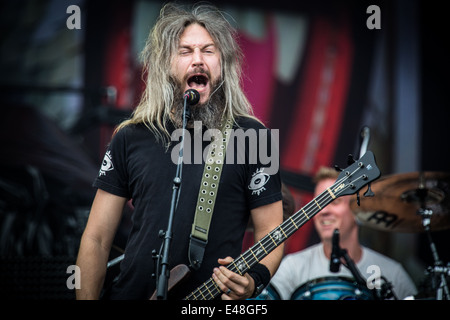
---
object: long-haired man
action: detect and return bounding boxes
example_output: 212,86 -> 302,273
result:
76,3 -> 283,300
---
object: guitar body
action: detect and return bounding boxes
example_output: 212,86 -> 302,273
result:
149,264 -> 191,300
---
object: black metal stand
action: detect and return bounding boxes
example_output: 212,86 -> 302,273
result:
419,208 -> 450,300
154,96 -> 191,300
331,232 -> 396,300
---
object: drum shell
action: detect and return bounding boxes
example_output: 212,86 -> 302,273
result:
291,276 -> 374,300
250,283 -> 281,300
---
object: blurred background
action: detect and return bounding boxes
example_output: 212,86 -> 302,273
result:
0,0 -> 449,299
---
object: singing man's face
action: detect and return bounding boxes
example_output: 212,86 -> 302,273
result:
171,23 -> 222,105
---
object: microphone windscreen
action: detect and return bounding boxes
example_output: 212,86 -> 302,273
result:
184,89 -> 200,105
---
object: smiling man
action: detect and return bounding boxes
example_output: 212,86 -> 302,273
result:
75,3 -> 283,300
268,166 -> 417,300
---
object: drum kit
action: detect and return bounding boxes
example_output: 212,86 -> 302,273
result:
254,171 -> 450,301
254,277 -> 375,301
351,171 -> 450,300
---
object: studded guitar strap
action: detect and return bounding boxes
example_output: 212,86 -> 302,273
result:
188,118 -> 233,270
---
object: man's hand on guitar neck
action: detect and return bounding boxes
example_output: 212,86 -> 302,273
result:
212,256 -> 255,300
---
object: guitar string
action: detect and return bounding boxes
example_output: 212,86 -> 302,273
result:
254,169 -> 367,263
185,183 -> 343,300
232,171 -> 361,271
185,166 -> 368,299
186,186 -> 337,300
185,175 -> 359,300
185,176 -> 359,300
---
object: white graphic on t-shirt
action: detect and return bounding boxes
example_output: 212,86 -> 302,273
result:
99,150 -> 114,176
248,168 -> 270,196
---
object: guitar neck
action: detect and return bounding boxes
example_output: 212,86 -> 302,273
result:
184,150 -> 380,300
184,187 -> 336,300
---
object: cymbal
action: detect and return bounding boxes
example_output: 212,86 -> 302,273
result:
350,172 -> 450,233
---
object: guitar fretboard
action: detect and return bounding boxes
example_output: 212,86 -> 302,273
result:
184,152 -> 379,300
184,186 -> 337,300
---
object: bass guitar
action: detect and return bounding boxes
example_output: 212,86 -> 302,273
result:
152,151 -> 381,300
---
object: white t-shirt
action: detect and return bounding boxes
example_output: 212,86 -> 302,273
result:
270,243 -> 417,300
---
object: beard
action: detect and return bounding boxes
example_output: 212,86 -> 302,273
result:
170,75 -> 226,130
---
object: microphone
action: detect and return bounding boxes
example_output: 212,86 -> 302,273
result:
330,229 -> 341,273
359,126 -> 370,159
183,89 -> 200,106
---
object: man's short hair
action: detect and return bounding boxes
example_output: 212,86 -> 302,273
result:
313,166 -> 339,184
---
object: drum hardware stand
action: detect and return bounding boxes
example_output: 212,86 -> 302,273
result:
350,170 -> 450,298
419,207 -> 450,300
377,276 -> 398,300
340,247 -> 396,300
330,229 -> 395,300
410,173 -> 450,300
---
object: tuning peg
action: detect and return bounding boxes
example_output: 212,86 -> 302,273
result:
364,183 -> 375,197
334,165 -> 343,172
347,154 -> 355,165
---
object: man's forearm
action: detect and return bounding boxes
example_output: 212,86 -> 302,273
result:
75,236 -> 110,300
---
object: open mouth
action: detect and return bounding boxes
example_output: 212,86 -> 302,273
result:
187,74 -> 209,89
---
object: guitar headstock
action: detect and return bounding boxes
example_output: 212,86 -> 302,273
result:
332,151 -> 381,197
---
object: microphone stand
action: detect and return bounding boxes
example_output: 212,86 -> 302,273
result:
333,246 -> 371,292
339,249 -> 392,300
154,97 -> 191,300
332,241 -> 389,300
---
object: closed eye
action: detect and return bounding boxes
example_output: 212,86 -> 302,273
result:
203,45 -> 216,54
179,49 -> 191,55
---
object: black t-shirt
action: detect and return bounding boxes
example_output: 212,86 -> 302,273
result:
93,116 -> 282,299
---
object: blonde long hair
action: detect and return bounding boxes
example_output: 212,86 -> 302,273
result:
116,2 -> 258,140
